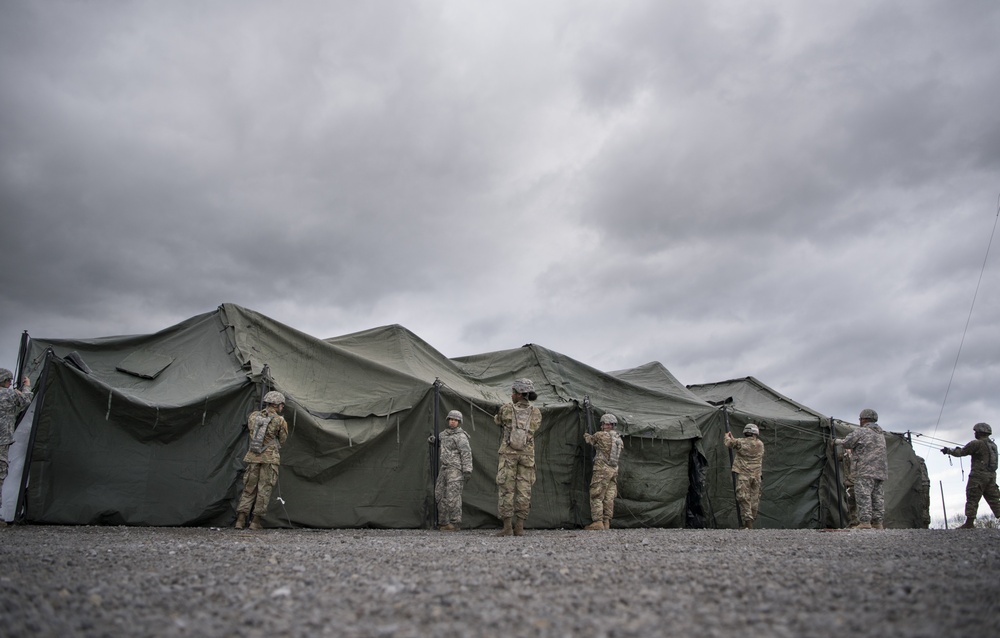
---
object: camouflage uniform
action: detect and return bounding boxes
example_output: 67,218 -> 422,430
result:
838,423 -> 887,525
435,426 -> 473,526
0,383 -> 32,512
584,430 -> 623,525
840,450 -> 860,527
495,399 -> 542,521
237,405 -> 289,518
724,435 -> 764,526
945,438 -> 1000,520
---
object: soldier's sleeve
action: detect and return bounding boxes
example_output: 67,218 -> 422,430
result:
841,430 -> 860,450
950,441 -> 976,458
14,390 -> 32,411
459,433 -> 473,474
584,432 -> 594,445
530,407 -> 542,432
494,404 -> 507,426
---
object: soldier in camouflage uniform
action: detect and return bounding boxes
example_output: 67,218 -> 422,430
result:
941,422 -> 1000,529
435,410 -> 473,531
724,423 -> 765,529
834,408 -> 888,530
494,378 -> 542,537
0,369 -> 32,525
584,413 -> 623,530
235,391 -> 289,530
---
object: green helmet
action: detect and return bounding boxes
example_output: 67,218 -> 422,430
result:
973,422 -> 992,435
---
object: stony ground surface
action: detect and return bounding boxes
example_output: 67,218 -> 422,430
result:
0,525 -> 997,637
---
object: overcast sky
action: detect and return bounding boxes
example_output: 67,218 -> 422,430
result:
2,1 -> 998,523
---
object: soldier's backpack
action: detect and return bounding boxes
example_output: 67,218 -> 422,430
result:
508,404 -> 532,451
608,433 -> 623,468
249,411 -> 273,454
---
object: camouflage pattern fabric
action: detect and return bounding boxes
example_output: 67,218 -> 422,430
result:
436,467 -> 466,525
839,423 -> 888,480
963,472 -> 1000,519
495,399 -> 541,520
237,406 -> 289,516
0,387 -> 32,446
840,450 -> 859,526
242,407 -> 289,465
439,427 -> 473,474
237,462 -> 279,516
0,387 -> 31,511
724,436 -> 764,478
735,474 -> 761,524
853,476 -> 885,524
588,463 -> 618,522
585,430 -> 623,522
948,438 -> 999,475
436,427 -> 473,525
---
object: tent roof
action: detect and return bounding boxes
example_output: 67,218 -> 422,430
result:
687,376 -> 829,423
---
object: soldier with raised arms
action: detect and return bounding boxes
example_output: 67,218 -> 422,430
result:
494,378 -> 542,537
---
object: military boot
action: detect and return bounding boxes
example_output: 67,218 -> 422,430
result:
439,523 -> 459,531
872,520 -> 884,530
604,518 -> 612,530
496,517 -> 513,537
584,521 -> 604,531
743,519 -> 753,530
249,515 -> 264,530
854,522 -> 872,530
959,517 -> 976,529
234,512 -> 247,529
513,518 -> 525,536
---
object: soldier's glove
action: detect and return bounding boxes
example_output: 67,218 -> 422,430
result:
428,434 -> 436,444
940,447 -> 951,455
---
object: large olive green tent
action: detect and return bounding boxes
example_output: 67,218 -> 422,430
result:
8,304 -> 929,529
686,377 -> 930,529
11,304 -> 721,529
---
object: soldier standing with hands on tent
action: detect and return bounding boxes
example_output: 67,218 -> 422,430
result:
494,378 -> 542,537
434,410 -> 473,531
833,408 -> 887,530
941,422 -> 1000,529
724,423 -> 765,529
584,413 -> 624,530
0,369 -> 31,526
235,391 -> 289,530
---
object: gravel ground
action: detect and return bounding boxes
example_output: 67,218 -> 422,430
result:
0,525 -> 997,637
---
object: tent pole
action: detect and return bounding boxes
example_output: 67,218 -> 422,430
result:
14,348 -> 54,524
940,481 -> 949,530
14,330 -> 28,391
830,417 -> 845,528
723,407 -> 743,528
430,378 -> 441,529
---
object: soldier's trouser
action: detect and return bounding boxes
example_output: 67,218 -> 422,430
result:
965,471 -> 1000,519
497,450 -> 536,520
844,481 -> 859,526
735,473 -> 761,523
589,464 -> 618,522
237,462 -> 279,515
436,466 -> 465,524
0,443 -> 9,511
854,477 -> 885,523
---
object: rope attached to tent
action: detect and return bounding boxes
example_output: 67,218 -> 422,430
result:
932,191 -> 999,440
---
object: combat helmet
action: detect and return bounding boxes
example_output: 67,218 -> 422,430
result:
859,408 -> 878,423
0,368 -> 12,385
446,410 -> 463,423
512,378 -> 535,394
973,422 -> 992,436
263,391 -> 286,405
600,414 -> 618,427
743,423 -> 759,436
